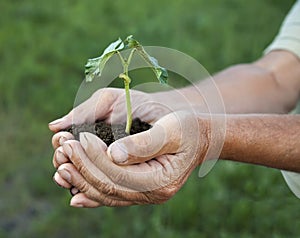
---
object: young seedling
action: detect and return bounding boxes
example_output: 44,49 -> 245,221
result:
84,35 -> 168,134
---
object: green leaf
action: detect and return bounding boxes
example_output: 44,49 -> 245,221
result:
85,38 -> 125,82
135,46 -> 168,84
84,35 -> 168,84
124,35 -> 140,49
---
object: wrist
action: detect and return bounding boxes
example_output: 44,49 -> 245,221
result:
195,113 -> 226,166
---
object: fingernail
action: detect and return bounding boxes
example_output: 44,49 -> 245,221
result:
70,200 -> 84,208
53,172 -> 63,187
109,142 -> 128,164
59,136 -> 67,146
63,143 -> 73,158
70,187 -> 80,196
57,169 -> 71,183
49,118 -> 65,126
79,133 -> 88,151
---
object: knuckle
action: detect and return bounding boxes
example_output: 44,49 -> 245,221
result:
78,181 -> 90,193
101,183 -> 117,196
86,185 -> 118,207
146,185 -> 179,205
93,88 -> 112,102
77,164 -> 89,178
66,140 -> 80,148
52,133 -> 61,148
102,197 -> 117,207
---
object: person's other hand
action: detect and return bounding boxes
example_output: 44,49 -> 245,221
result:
48,87 -> 173,133
53,111 -> 218,207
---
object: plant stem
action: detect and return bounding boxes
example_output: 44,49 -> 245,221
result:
124,77 -> 132,134
119,73 -> 132,134
117,50 -> 135,134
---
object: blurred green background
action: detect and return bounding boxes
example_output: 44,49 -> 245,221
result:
1,0 -> 299,237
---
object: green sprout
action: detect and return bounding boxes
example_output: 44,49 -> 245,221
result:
84,35 -> 168,134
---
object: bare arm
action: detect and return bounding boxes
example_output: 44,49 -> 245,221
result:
154,50 -> 300,114
220,114 -> 300,172
215,51 -> 300,113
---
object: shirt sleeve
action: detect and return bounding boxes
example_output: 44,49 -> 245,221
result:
264,1 -> 300,59
281,170 -> 300,198
265,1 -> 300,199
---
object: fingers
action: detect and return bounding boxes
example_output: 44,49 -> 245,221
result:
54,164 -> 133,208
53,146 -> 71,169
79,132 -> 108,162
56,162 -> 117,206
48,88 -> 121,133
60,138 -> 133,194
57,162 -> 136,207
55,131 -> 193,205
49,114 -> 73,132
62,136 -> 115,190
70,193 -> 135,207
70,193 -> 101,208
77,132 -> 176,193
53,171 -> 72,188
54,163 -> 101,208
52,131 -> 74,150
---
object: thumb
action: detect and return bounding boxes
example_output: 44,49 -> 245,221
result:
107,121 -> 180,165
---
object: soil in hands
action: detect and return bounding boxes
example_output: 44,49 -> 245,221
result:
67,118 -> 151,146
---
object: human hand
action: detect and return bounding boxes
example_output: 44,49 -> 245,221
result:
50,87 -> 185,198
49,87 -> 173,133
53,111 -> 221,207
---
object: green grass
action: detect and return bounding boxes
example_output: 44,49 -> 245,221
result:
0,0 -> 299,237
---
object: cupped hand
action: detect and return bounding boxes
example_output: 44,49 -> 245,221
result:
50,87 -> 176,188
53,111 -> 214,207
50,87 -> 179,195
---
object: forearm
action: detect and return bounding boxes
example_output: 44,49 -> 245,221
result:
153,51 -> 300,114
213,52 -> 300,113
220,114 -> 300,172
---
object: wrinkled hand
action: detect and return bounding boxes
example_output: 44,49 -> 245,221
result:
49,87 -> 169,169
52,111 -> 212,207
49,87 -> 179,205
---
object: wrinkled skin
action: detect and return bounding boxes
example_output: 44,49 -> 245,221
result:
50,88 -> 211,207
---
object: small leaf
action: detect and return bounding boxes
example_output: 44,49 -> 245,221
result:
85,38 -> 125,82
135,47 -> 168,84
124,35 -> 140,49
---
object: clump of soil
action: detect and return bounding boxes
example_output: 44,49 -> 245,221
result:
67,118 -> 151,146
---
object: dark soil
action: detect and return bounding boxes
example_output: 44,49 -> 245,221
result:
66,118 -> 151,146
